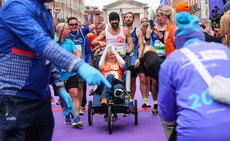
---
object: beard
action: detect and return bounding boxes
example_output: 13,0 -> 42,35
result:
125,21 -> 133,27
111,23 -> 119,29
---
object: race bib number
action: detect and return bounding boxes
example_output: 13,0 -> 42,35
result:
76,45 -> 82,51
115,46 -> 124,55
105,71 -> 118,79
155,40 -> 165,55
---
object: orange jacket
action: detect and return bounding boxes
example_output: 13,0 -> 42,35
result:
164,23 -> 177,57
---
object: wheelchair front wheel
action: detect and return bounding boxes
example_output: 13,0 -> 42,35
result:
88,100 -> 93,126
108,105 -> 113,134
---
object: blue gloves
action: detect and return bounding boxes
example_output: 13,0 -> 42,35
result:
58,89 -> 75,117
77,63 -> 112,88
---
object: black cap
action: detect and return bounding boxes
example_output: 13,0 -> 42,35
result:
109,12 -> 120,22
223,1 -> 230,12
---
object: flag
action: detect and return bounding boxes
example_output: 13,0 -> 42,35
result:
160,0 -> 168,6
119,8 -> 123,17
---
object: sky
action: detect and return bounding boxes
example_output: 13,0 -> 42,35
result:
84,0 -> 161,14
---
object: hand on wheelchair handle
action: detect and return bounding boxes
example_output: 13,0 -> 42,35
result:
124,52 -> 132,67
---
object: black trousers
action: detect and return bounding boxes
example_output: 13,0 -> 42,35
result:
0,95 -> 54,141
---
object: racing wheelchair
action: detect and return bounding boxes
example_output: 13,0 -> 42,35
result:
88,53 -> 138,134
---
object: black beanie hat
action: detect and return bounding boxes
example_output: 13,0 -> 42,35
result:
223,1 -> 230,12
109,12 -> 120,22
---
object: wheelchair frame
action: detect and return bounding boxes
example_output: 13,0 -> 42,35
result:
87,54 -> 138,134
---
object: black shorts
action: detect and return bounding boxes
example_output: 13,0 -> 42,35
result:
64,74 -> 78,91
143,51 -> 163,82
128,66 -> 139,78
137,58 -> 150,76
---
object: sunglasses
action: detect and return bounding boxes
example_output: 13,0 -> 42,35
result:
68,23 -> 78,26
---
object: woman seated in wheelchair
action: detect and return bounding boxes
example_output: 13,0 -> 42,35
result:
98,44 -> 126,106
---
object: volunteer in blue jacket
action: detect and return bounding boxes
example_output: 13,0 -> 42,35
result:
0,0 -> 111,141
158,12 -> 230,141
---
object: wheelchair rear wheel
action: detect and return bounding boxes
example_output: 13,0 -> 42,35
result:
88,100 -> 93,125
108,105 -> 113,134
134,99 -> 138,125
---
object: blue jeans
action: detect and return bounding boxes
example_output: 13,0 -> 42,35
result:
101,74 -> 124,101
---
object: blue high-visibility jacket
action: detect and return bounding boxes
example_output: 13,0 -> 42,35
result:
0,0 -> 84,99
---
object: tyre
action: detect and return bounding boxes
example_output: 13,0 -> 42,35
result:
108,105 -> 112,134
134,99 -> 138,125
88,100 -> 93,126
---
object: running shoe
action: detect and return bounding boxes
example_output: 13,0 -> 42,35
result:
142,101 -> 151,108
64,114 -> 72,125
141,102 -> 147,108
72,116 -> 83,127
146,101 -> 151,108
79,106 -> 84,115
154,104 -> 158,109
152,104 -> 158,114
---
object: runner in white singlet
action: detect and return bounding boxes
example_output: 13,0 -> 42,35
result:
91,12 -> 133,56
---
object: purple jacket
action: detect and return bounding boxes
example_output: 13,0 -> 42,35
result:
159,41 -> 230,141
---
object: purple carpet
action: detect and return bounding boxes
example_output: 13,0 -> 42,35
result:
51,77 -> 167,141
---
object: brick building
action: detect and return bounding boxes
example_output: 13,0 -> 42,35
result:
47,0 -> 85,23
